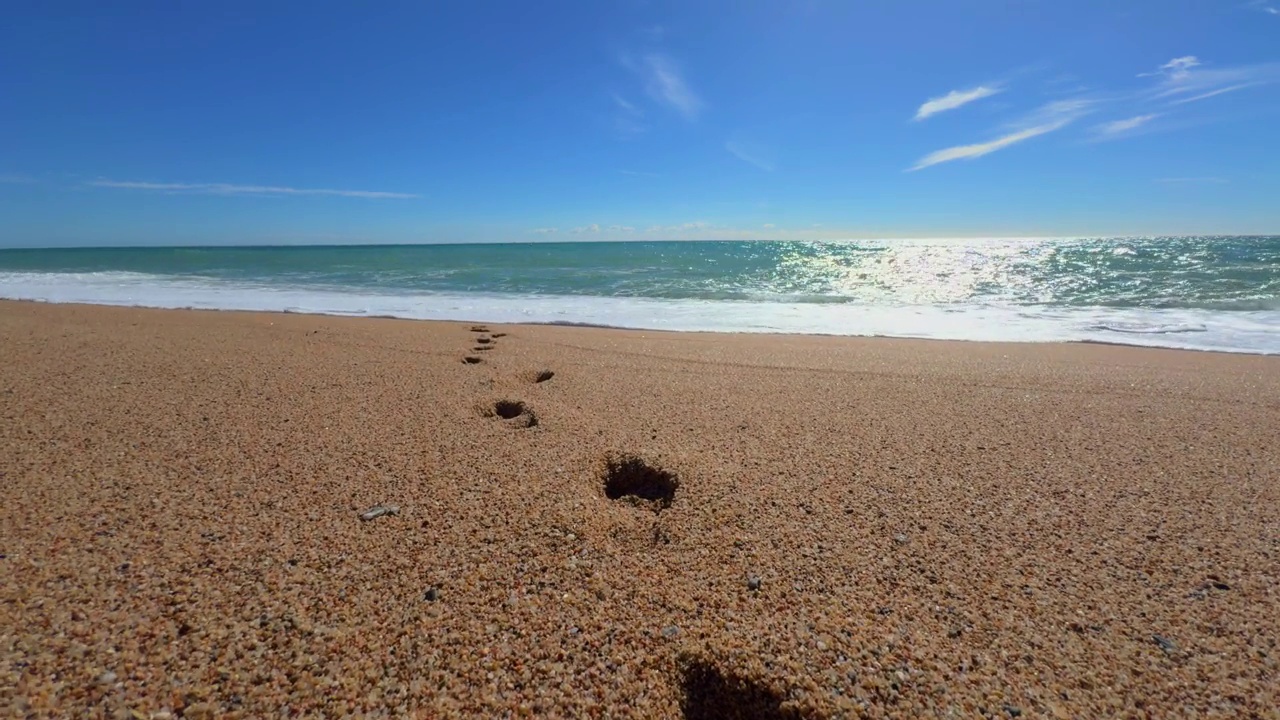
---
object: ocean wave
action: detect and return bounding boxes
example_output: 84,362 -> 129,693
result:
1,270 -> 1278,354
1089,323 -> 1208,335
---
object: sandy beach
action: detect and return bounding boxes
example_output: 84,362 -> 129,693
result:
2,299 -> 1278,718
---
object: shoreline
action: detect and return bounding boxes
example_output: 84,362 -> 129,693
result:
1,296 -> 1273,357
4,300 -> 1278,717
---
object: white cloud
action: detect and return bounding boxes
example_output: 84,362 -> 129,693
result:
910,99 -> 1094,171
724,140 -> 774,171
611,94 -> 638,113
618,169 -> 660,177
1140,56 -> 1201,81
570,224 -> 602,234
1094,113 -> 1160,136
1143,56 -> 1280,103
762,223 -> 776,229
89,179 -> 416,199
611,93 -> 647,137
0,173 -> 36,184
1167,84 -> 1256,105
531,227 -> 558,234
607,225 -> 635,232
641,221 -> 714,234
1246,0 -> 1280,15
913,85 -> 1003,121
639,54 -> 703,121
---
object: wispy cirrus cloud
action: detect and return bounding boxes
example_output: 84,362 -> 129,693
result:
1168,84 -> 1256,105
1093,113 -> 1161,137
724,140 -> 774,171
570,224 -> 601,234
1245,0 -> 1280,15
611,93 -> 647,137
89,179 -> 417,199
913,85 -> 1003,121
531,227 -> 558,235
1142,56 -> 1280,104
624,53 -> 704,121
1,173 -> 37,184
910,99 -> 1095,171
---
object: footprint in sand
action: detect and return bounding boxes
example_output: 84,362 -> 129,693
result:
602,453 -> 678,508
484,399 -> 537,428
677,655 -> 797,720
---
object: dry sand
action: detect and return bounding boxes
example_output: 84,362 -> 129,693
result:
2,300 -> 1279,718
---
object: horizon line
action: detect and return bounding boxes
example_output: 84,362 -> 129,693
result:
3,233 -> 1278,251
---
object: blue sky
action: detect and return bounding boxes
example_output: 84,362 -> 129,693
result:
2,0 -> 1279,246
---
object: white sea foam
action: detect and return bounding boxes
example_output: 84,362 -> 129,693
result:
2,271 -> 1278,354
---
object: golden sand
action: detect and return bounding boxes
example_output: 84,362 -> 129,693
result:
2,300 -> 1278,718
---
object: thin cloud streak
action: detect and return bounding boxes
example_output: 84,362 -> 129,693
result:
90,179 -> 417,199
640,54 -> 703,121
724,141 -> 774,171
1094,113 -> 1160,136
1167,83 -> 1258,105
910,99 -> 1094,171
914,85 -> 1003,121
1144,57 -> 1280,102
1,173 -> 37,184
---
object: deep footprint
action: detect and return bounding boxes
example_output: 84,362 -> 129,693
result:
533,369 -> 555,383
470,326 -> 490,333
490,399 -> 537,428
679,656 -> 800,720
602,453 -> 678,509
462,356 -> 483,364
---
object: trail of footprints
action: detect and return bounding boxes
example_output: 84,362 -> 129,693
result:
461,325 -> 550,429
455,323 -> 811,718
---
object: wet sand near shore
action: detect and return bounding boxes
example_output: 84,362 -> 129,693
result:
2,300 -> 1278,718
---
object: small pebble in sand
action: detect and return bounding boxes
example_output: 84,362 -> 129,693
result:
893,533 -> 909,545
359,504 -> 400,521
661,625 -> 679,638
1153,634 -> 1178,654
747,575 -> 762,591
97,671 -> 117,685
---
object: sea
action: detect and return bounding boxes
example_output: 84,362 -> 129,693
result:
1,236 -> 1278,354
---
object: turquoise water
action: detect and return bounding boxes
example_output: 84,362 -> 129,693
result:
2,237 -> 1278,352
